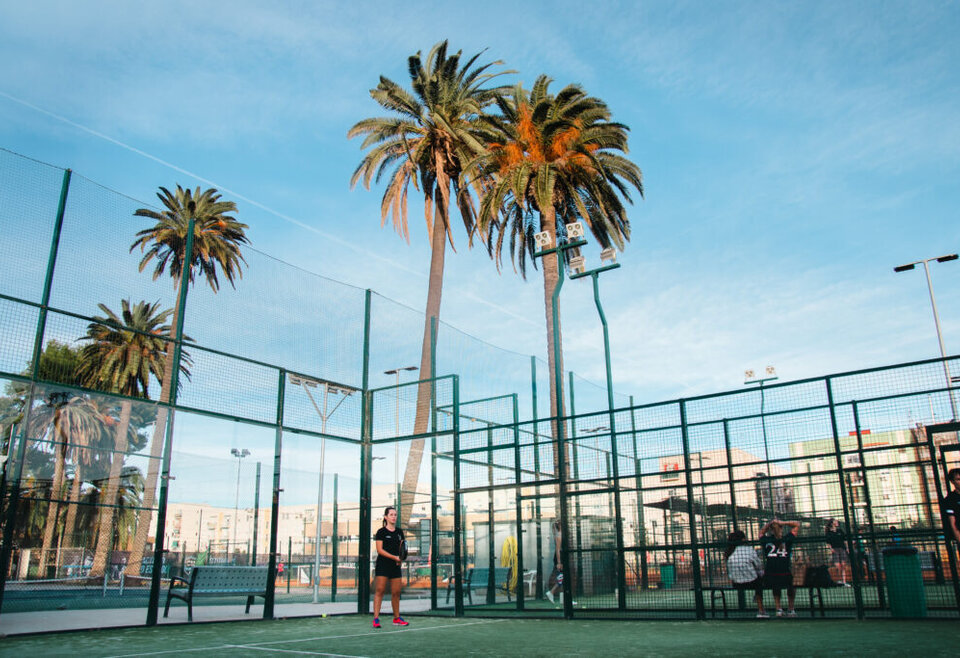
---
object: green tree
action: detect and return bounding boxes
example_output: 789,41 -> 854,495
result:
77,300 -> 177,576
125,185 -> 248,576
2,340 -> 86,576
349,41 -> 510,523
26,393 -> 107,575
472,75 -> 643,473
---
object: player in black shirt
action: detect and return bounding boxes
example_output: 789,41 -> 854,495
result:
825,518 -> 850,586
372,506 -> 408,628
760,518 -> 800,617
942,468 -> 960,545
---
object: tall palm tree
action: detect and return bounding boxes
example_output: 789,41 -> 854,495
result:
43,395 -> 108,563
349,40 -> 510,523
125,186 -> 247,576
471,75 -> 643,474
78,299 -> 176,576
26,393 -> 99,576
17,341 -> 87,576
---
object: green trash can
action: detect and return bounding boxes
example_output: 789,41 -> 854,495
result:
882,546 -> 927,618
660,564 -> 675,589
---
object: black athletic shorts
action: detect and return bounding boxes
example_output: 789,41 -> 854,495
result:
733,577 -> 764,597
375,557 -> 401,579
764,572 -> 794,592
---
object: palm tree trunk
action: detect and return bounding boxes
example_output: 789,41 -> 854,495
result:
539,207 -> 567,479
90,401 -> 132,577
124,298 -> 179,577
38,418 -> 68,577
400,174 -> 451,527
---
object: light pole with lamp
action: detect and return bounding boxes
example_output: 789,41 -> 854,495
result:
894,254 -> 958,421
230,448 -> 250,561
744,366 -> 777,518
569,242 -> 628,609
531,222 -> 587,618
289,374 -> 357,604
385,366 -> 418,510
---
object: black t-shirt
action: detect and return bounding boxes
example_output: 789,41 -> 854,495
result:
375,526 -> 405,564
942,490 -> 960,541
761,532 -> 795,575
825,528 -> 845,549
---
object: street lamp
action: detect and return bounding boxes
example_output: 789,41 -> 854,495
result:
288,374 -> 356,603
570,247 -> 628,610
384,366 -> 418,510
744,366 -> 777,518
230,447 -> 250,559
894,254 -> 958,420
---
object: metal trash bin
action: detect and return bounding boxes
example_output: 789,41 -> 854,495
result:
882,546 -> 927,618
660,564 -> 675,589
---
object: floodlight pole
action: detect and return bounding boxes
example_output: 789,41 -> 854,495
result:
230,448 -> 250,560
293,377 -> 353,604
533,234 -> 585,619
895,254 -> 959,421
744,369 -> 777,517
385,366 -> 418,511
571,261 -> 627,609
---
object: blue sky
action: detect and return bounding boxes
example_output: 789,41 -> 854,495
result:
2,0 -> 960,408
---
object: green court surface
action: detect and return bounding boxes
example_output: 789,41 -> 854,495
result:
2,616 -> 959,657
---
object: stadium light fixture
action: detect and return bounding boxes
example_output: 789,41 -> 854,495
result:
384,366 -> 418,510
894,254 -> 958,420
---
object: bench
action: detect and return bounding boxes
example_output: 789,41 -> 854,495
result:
703,583 -> 826,619
164,566 -> 269,622
445,566 -> 513,604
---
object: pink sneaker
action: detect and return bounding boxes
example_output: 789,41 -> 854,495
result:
372,617 -> 381,628
393,616 -> 409,626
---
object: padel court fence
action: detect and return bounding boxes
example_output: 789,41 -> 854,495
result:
1,148 -> 959,632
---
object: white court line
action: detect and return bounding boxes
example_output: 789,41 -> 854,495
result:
243,618 -> 507,648
223,645 -> 366,657
107,619 -> 507,658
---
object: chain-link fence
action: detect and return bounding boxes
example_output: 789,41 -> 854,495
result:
2,148 -> 959,630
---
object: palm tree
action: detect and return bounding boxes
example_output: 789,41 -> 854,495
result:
13,341 -> 86,576
33,394 -> 109,574
348,40 -> 510,523
471,75 -> 643,474
77,299 -> 176,576
125,186 -> 247,576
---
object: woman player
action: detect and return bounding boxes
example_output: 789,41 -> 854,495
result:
372,506 -> 408,628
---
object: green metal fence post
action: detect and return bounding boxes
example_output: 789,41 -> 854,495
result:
825,378 -> 864,618
452,376 -> 464,616
358,289 -> 373,614
568,372 -> 584,600
251,462 -> 261,566
852,402 -> 886,610
146,213 -> 196,626
679,400 -> 705,619
332,473 -> 339,602
630,396 -> 647,591
286,537 -> 292,593
263,369 -> 286,619
512,393 -> 525,609
722,419 -> 747,610
0,168 -> 72,610
430,317 -> 439,609
531,356 -> 544,600
486,422 -> 496,604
